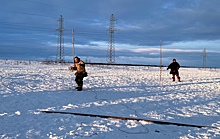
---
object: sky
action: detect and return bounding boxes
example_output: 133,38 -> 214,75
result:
0,0 -> 220,67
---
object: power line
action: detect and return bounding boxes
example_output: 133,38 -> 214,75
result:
0,4 -> 153,44
0,24 -> 56,32
23,0 -> 111,15
0,8 -> 58,19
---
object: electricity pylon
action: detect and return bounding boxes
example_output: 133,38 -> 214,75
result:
107,14 -> 117,64
56,15 -> 65,63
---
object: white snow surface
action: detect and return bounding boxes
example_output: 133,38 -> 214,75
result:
0,60 -> 220,139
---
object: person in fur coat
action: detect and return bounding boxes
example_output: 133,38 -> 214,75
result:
69,56 -> 87,91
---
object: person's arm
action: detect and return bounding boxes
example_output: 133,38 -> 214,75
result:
167,63 -> 171,70
73,63 -> 77,70
177,63 -> 180,69
68,63 -> 77,71
79,61 -> 85,67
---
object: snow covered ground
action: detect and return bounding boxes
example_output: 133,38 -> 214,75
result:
0,60 -> 220,139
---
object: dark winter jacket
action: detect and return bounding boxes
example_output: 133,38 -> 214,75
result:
167,62 -> 180,75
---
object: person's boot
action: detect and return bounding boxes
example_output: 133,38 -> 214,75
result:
77,82 -> 83,91
172,77 -> 175,82
77,86 -> 82,91
75,86 -> 80,89
75,84 -> 80,89
76,85 -> 82,91
177,76 -> 181,82
75,82 -> 80,89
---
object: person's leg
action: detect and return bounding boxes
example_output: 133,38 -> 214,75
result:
75,76 -> 80,89
77,80 -> 83,91
176,71 -> 181,82
172,74 -> 175,81
177,75 -> 181,82
76,75 -> 84,91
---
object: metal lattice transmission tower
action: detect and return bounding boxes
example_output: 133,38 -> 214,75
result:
107,14 -> 117,64
56,15 -> 65,63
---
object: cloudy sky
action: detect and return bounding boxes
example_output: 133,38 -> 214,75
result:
0,0 -> 220,67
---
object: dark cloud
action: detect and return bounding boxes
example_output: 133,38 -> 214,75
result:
0,0 -> 220,67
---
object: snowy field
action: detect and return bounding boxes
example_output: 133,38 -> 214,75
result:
0,60 -> 220,139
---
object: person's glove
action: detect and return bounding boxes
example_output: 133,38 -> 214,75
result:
68,66 -> 74,72
68,66 -> 77,71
